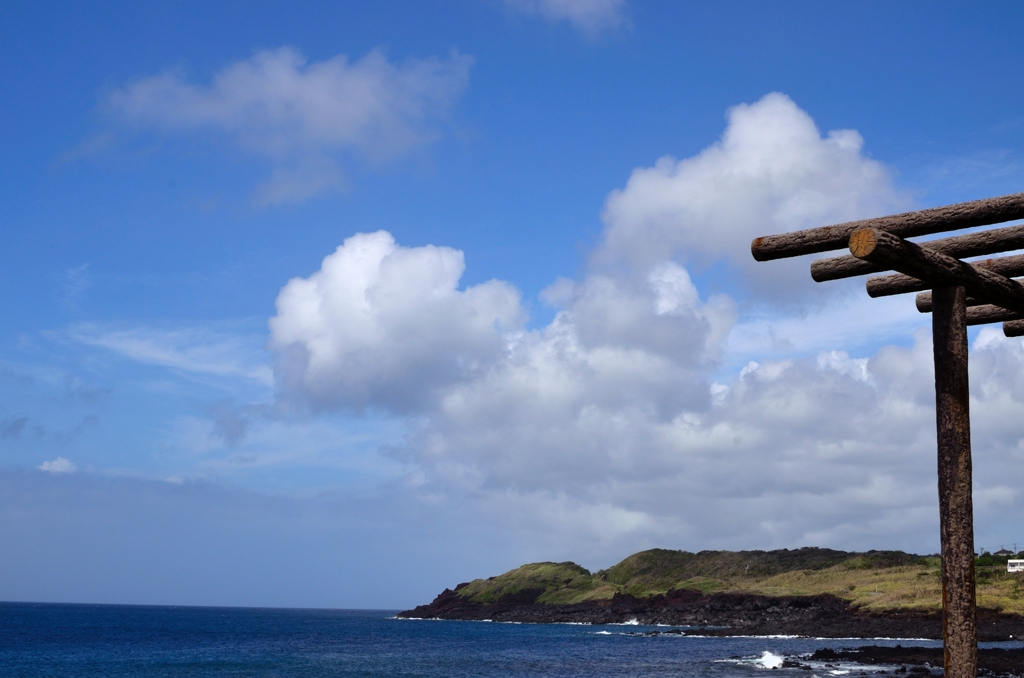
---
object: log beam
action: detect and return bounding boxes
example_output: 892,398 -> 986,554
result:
848,229 -> 1024,312
811,223 -> 1024,282
915,297 -> 1024,325
752,192 -> 1024,261
866,254 -> 1024,298
965,306 -> 1024,325
916,282 -> 1024,312
1004,320 -> 1024,337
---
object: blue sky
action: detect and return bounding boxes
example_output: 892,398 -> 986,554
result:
4,1 -> 1024,609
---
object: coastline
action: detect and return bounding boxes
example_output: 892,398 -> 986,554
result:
398,586 -> 1024,641
397,598 -> 1024,675
804,646 -> 1024,676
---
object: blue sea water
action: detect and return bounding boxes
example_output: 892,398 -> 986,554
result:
0,602 -> 1014,677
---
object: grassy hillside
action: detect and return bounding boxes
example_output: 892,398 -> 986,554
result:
454,548 -> 1024,614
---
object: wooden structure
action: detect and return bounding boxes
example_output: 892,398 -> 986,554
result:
752,192 -> 1024,678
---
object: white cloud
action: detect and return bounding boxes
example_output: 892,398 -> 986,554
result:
39,457 -> 77,474
260,93 -> 939,552
394,333 -> 943,550
259,93 -> 1024,557
105,47 -> 473,203
506,0 -> 627,34
274,230 -> 900,548
69,324 -> 273,386
598,92 -> 909,299
269,231 -> 525,413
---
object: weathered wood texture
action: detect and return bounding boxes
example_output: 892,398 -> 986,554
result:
965,306 -> 1024,325
1004,320 -> 1024,337
810,223 -> 1024,282
931,286 -> 978,678
916,283 -> 1024,311
848,229 -> 1024,313
915,297 -> 1024,325
865,254 -> 1024,298
916,292 -> 980,312
752,192 -> 1024,261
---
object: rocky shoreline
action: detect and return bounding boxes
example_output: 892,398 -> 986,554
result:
805,646 -> 1024,676
398,586 -> 1024,641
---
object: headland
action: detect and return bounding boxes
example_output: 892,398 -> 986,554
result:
398,547 -> 1024,640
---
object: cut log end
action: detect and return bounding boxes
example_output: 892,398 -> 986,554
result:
849,228 -> 879,259
750,237 -> 767,262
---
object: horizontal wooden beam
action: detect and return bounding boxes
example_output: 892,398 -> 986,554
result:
914,298 -> 1024,325
849,228 -> 1024,313
865,253 -> 1024,298
966,306 -> 1024,325
810,222 -> 1024,282
752,192 -> 1024,262
1004,320 -> 1024,337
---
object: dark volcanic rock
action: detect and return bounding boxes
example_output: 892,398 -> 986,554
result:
398,588 -> 1024,641
810,646 -> 1024,677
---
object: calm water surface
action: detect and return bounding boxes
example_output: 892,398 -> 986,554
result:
0,601 -> 1000,677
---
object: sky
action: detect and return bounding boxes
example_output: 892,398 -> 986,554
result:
4,0 -> 1024,610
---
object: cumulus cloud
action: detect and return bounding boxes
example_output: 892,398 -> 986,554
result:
262,93 -> 1024,555
599,92 -> 909,298
392,333 -> 946,552
38,457 -> 77,474
105,47 -> 473,203
269,231 -> 525,413
506,0 -> 627,34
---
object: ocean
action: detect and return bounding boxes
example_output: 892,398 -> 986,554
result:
0,602 -> 1011,677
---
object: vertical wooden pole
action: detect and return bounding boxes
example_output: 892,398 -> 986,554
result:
931,285 -> 977,678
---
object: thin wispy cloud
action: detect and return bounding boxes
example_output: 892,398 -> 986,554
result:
68,324 -> 273,386
104,47 -> 473,204
54,132 -> 114,166
61,263 -> 92,309
915,148 -> 1024,199
155,411 -> 406,496
506,0 -> 628,35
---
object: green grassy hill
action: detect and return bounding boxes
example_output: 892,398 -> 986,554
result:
453,548 -> 1024,614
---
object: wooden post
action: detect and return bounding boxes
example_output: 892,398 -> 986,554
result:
931,285 -> 977,678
